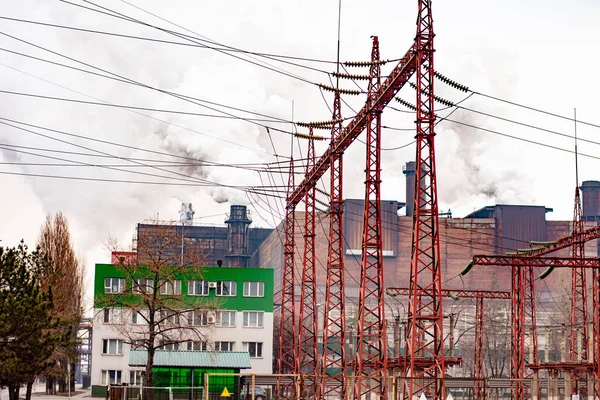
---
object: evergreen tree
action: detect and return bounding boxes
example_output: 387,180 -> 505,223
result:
0,243 -> 70,400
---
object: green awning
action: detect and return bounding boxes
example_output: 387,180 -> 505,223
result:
129,350 -> 252,369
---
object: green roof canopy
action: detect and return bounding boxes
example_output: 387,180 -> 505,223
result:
129,350 -> 251,369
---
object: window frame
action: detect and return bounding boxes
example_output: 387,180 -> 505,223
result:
243,281 -> 264,298
216,310 -> 236,327
129,371 -> 143,386
186,341 -> 208,351
103,308 -> 124,324
187,280 -> 209,296
187,310 -> 208,326
216,280 -> 237,297
101,370 -> 122,385
243,342 -> 263,358
242,311 -> 264,328
102,339 -> 124,355
132,278 -> 154,295
104,278 -> 125,294
215,341 -> 235,352
160,280 -> 182,295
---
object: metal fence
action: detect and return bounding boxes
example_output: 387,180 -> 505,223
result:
108,386 -> 204,400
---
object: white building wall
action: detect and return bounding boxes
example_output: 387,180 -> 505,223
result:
91,309 -> 273,386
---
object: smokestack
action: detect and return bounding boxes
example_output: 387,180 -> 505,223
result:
580,180 -> 600,222
224,205 -> 252,268
403,161 -> 416,217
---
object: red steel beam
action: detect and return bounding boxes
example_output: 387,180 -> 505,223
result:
474,297 -> 485,400
526,224 -> 600,257
298,128 -> 318,396
353,36 -> 387,400
471,256 -> 600,268
319,92 -> 348,399
404,0 -> 445,398
387,287 -> 510,300
276,160 -> 298,399
287,43 -> 417,208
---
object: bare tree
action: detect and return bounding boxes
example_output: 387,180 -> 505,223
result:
37,212 -> 83,394
101,222 -> 218,397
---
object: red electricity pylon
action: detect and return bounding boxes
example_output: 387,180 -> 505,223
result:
523,266 -> 539,398
593,268 -> 600,398
570,187 -> 588,367
467,255 -> 600,400
276,158 -> 297,399
319,92 -> 348,399
404,0 -> 446,398
387,288 -> 510,400
298,129 -> 318,395
353,36 -> 387,400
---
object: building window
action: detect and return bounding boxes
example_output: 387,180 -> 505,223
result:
131,310 -> 147,325
102,339 -> 123,355
215,341 -> 235,352
103,308 -> 124,324
242,311 -> 264,328
216,310 -> 236,327
130,371 -> 143,386
104,278 -> 125,294
216,281 -> 237,296
243,342 -> 263,358
159,310 -> 180,325
188,280 -> 209,296
131,340 -> 145,350
243,281 -> 264,297
158,340 -> 180,351
186,341 -> 207,351
132,279 -> 154,294
101,370 -> 122,385
187,310 -> 208,326
160,280 -> 181,295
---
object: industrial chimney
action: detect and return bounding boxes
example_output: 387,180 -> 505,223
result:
403,161 -> 416,217
581,180 -> 600,223
225,205 -> 252,267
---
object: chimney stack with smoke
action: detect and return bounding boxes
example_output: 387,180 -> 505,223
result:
403,161 -> 416,217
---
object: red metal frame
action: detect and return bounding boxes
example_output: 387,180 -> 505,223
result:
474,297 -> 485,400
570,187 -> 589,394
523,266 -> 539,398
276,159 -> 298,399
511,265 -> 526,400
593,268 -> 600,398
472,256 -> 600,268
286,44 -> 417,208
353,36 -> 388,400
404,0 -> 446,399
298,129 -> 318,395
319,92 -> 348,399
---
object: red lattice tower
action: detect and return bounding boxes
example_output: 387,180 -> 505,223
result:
353,35 -> 387,400
511,264 -> 526,400
276,158 -> 298,399
593,267 -> 600,398
319,92 -> 348,399
523,266 -> 539,398
404,0 -> 446,398
570,186 -> 589,392
298,128 -> 318,396
474,296 -> 485,400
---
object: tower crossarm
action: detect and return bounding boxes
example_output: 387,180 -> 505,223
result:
287,43 -> 418,208
470,255 -> 600,269
526,225 -> 600,256
387,287 -> 510,300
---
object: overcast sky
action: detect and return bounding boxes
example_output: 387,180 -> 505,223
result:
1,0 -> 599,310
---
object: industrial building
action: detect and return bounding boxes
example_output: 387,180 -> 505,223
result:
250,164 -> 600,306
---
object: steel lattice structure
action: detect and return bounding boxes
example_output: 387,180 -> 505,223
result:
298,128 -> 318,396
569,187 -> 589,394
276,159 -> 297,399
353,36 -> 388,400
319,92 -> 348,399
404,0 -> 446,399
523,266 -> 539,399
